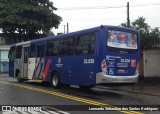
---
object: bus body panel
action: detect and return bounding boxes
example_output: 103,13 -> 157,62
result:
96,73 -> 138,84
34,44 -> 45,79
28,58 -> 36,79
96,54 -> 140,84
96,26 -> 140,84
43,55 -> 96,86
35,57 -> 43,79
42,27 -> 99,86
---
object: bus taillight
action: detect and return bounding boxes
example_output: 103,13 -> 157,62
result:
131,59 -> 136,67
101,60 -> 107,74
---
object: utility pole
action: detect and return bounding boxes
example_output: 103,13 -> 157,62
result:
127,2 -> 130,27
0,50 -> 2,72
67,22 -> 69,33
64,25 -> 66,33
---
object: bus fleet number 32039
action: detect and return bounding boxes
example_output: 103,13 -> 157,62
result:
83,59 -> 95,64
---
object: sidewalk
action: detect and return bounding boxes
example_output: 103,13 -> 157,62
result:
0,73 -> 8,77
112,77 -> 160,96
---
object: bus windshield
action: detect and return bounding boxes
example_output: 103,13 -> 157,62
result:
107,30 -> 138,53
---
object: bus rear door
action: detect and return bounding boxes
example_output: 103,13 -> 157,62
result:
23,47 -> 29,78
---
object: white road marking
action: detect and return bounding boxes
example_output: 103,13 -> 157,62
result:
2,110 -> 71,114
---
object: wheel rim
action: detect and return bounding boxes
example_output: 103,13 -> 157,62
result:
52,75 -> 59,87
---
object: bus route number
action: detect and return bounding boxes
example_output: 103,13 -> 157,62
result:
121,59 -> 130,63
84,59 -> 94,64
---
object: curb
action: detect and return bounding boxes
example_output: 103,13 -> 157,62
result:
0,74 -> 8,77
96,86 -> 160,97
123,89 -> 160,97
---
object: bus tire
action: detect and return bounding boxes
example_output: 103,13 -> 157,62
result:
51,72 -> 61,89
16,71 -> 23,83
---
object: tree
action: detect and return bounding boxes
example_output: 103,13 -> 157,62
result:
150,27 -> 160,47
121,17 -> 160,50
0,0 -> 62,43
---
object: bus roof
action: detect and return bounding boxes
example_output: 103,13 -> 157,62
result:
31,25 -> 101,44
10,25 -> 139,47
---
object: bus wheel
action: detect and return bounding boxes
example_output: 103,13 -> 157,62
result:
51,73 -> 61,89
16,71 -> 23,83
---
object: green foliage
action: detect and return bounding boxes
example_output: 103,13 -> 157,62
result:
0,0 -> 62,43
121,17 -> 160,51
150,27 -> 160,47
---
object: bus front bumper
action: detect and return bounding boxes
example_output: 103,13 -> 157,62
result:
96,72 -> 139,84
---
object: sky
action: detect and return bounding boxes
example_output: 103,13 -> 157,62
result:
51,0 -> 160,34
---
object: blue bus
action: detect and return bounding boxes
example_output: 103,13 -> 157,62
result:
8,25 -> 140,89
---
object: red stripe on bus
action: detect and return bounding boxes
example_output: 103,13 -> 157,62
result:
43,59 -> 50,81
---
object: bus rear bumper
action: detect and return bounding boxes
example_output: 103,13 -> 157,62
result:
96,72 -> 139,84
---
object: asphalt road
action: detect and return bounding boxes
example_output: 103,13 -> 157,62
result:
0,74 -> 160,114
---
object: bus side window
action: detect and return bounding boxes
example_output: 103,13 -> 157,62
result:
46,40 -> 59,56
30,44 -> 35,58
59,38 -> 74,56
53,40 -> 59,56
90,34 -> 95,54
66,38 -> 74,55
75,33 -> 95,55
15,46 -> 22,59
59,39 -> 66,55
46,41 -> 53,56
37,46 -> 44,57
